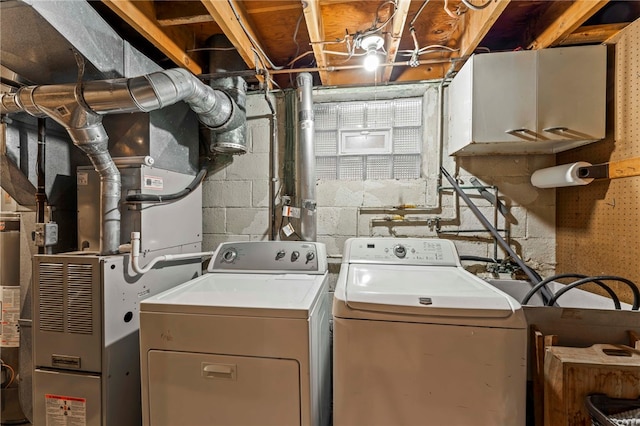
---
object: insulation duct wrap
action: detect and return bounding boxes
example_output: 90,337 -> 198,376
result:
0,68 -> 243,254
296,73 -> 316,241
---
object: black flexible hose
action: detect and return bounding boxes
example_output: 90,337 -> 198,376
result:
459,255 -> 500,263
522,273 -> 622,309
125,168 -> 207,203
546,275 -> 639,310
441,167 -> 554,303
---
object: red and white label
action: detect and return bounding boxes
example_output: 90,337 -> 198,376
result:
0,287 -> 20,347
45,394 -> 86,426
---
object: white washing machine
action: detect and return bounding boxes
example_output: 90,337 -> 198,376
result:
139,241 -> 331,426
333,237 -> 527,426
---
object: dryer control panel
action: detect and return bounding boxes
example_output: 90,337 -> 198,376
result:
344,237 -> 460,266
208,241 -> 327,274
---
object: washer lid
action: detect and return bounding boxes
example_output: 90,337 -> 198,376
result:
141,272 -> 326,318
344,264 -> 516,318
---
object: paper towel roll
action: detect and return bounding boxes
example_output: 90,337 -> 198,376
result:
531,162 -> 594,188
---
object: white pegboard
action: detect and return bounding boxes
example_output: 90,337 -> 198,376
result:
556,20 -> 640,305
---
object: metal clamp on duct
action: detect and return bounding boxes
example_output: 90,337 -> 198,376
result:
0,68 -> 245,255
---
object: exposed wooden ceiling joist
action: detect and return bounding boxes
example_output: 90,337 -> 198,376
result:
155,2 -> 214,27
382,0 -> 412,82
560,22 -> 629,46
302,0 -> 330,85
101,0 -> 201,74
200,0 -> 261,71
396,0 -> 511,82
457,0 -> 511,58
246,4 -> 302,15
528,0 -> 609,49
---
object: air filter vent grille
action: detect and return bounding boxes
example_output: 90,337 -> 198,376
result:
38,263 -> 64,333
66,264 -> 94,334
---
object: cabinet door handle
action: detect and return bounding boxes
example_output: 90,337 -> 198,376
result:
543,126 -> 569,132
202,363 -> 236,379
505,128 -> 530,134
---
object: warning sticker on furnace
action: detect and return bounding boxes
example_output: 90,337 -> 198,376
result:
0,287 -> 20,347
45,394 -> 87,426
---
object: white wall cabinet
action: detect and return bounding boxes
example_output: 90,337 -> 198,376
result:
447,45 -> 607,156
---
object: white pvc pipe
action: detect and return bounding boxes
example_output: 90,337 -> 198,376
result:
129,232 -> 215,275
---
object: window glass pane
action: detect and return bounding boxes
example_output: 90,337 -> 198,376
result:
314,98 -> 423,180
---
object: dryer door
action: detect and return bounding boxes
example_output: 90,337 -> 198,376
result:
147,350 -> 301,426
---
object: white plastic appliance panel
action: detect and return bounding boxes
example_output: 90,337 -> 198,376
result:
332,317 -> 527,426
148,351 -> 301,426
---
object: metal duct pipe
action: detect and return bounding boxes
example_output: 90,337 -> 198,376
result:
1,68 -> 243,254
296,73 -> 316,241
207,34 -> 248,154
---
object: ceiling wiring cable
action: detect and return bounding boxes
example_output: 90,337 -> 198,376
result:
522,273 -> 623,309
410,0 -> 431,27
369,0 -> 398,32
419,45 -> 458,53
408,27 -> 420,65
461,0 -> 493,10
323,50 -> 368,57
227,0 -> 284,70
292,11 -> 304,60
443,0 -> 459,19
287,51 -> 315,67
399,45 -> 459,57
546,275 -> 639,310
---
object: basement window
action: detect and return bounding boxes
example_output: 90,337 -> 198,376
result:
314,98 -> 423,180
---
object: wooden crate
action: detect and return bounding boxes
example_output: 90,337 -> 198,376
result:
544,344 -> 640,425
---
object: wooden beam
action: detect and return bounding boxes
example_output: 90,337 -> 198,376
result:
302,0 -> 330,85
394,62 -> 450,82
156,2 -> 214,27
246,4 -> 301,15
559,22 -> 629,46
382,0 -> 411,82
396,0 -> 509,82
101,0 -> 201,74
200,0 -> 261,71
528,0 -> 609,50
457,0 -> 511,58
608,157 -> 640,179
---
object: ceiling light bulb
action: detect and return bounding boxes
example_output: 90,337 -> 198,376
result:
363,50 -> 380,72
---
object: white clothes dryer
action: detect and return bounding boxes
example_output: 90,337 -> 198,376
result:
140,241 -> 331,426
333,237 -> 527,426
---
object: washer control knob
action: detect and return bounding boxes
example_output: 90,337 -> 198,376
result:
393,244 -> 407,258
221,248 -> 237,263
291,251 -> 300,262
275,249 -> 286,260
305,251 -> 315,264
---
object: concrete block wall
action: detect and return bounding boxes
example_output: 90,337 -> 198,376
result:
202,93 -> 277,250
202,84 -> 557,283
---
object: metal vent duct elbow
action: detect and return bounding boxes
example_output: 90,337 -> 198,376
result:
1,68 -> 244,254
206,34 -> 248,154
296,73 -> 316,241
